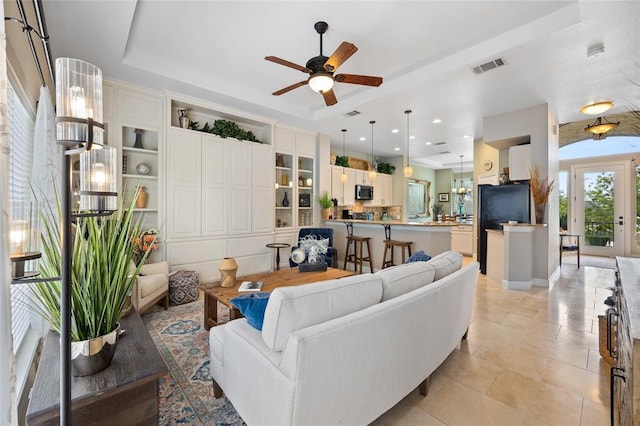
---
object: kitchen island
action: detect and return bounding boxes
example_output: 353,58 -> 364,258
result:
325,219 -> 460,272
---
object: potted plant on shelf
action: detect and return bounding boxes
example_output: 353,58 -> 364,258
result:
317,191 -> 333,220
529,164 -> 554,224
30,188 -> 154,376
432,203 -> 444,222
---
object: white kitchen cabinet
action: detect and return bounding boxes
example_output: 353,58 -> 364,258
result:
331,165 -> 345,205
372,173 -> 394,206
355,169 -> 371,186
343,169 -> 357,206
509,144 -> 531,181
451,225 -> 473,255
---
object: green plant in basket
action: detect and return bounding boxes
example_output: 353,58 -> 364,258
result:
335,156 -> 349,167
30,187 -> 154,341
316,191 -> 333,209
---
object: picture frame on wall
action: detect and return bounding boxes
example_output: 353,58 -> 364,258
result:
438,193 -> 449,202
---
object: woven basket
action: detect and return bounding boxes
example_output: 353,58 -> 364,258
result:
598,314 -> 615,365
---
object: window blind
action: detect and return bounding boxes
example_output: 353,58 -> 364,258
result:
8,82 -> 35,352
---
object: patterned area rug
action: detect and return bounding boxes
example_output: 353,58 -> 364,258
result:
143,301 -> 245,425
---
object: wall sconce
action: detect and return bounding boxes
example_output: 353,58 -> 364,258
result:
9,200 -> 41,280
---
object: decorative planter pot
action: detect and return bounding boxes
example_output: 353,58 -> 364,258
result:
321,208 -> 331,220
71,324 -> 121,376
534,203 -> 545,224
135,186 -> 148,208
219,257 -> 238,288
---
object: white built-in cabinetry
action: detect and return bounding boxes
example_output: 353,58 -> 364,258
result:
330,165 -> 394,207
372,173 -> 394,206
509,144 -> 531,181
451,224 -> 473,255
164,96 -> 276,281
103,79 -> 165,263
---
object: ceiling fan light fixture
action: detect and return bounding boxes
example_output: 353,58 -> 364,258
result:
308,73 -> 334,93
584,116 -> 619,135
580,101 -> 613,115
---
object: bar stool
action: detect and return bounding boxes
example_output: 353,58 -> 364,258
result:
343,236 -> 374,274
381,240 -> 413,269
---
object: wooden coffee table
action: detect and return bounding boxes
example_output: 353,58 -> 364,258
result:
202,267 -> 354,329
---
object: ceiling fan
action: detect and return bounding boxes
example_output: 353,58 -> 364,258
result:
265,21 -> 383,106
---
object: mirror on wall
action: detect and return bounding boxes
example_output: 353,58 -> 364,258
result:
407,179 -> 431,221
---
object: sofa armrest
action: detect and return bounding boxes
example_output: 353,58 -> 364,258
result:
139,261 -> 169,276
222,319 -> 296,426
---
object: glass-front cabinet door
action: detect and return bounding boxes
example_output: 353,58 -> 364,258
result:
275,152 -> 293,229
297,156 -> 314,227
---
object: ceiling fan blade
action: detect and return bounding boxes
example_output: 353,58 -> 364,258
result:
335,74 -> 383,87
323,42 -> 358,72
272,81 -> 308,96
322,89 -> 337,106
265,56 -> 311,73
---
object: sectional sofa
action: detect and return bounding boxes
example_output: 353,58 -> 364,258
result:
209,250 -> 479,425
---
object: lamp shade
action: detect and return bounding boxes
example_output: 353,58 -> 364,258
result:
10,200 -> 41,279
580,101 -> 613,115
308,73 -> 334,93
55,58 -> 104,145
404,165 -> 413,177
79,145 -> 117,213
584,116 -> 619,135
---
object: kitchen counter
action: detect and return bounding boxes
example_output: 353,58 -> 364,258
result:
327,219 -> 461,227
324,220 -> 456,272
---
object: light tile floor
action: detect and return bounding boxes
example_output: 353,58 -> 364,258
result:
372,256 -> 614,426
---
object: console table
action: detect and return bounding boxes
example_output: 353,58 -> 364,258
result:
26,309 -> 167,425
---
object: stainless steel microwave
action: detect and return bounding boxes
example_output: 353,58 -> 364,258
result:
355,184 -> 374,200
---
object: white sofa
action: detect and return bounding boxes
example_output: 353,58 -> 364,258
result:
209,251 -> 479,425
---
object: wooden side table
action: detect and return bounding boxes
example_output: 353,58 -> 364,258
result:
266,242 -> 291,270
26,309 -> 167,425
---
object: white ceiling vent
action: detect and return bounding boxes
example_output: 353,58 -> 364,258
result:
472,57 -> 506,75
345,110 -> 361,117
434,141 -> 446,146
437,151 -> 451,155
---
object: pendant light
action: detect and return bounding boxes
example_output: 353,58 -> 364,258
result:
340,129 -> 348,183
369,120 -> 377,182
403,109 -> 413,177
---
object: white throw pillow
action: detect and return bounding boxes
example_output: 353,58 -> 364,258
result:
426,250 -> 463,281
375,262 -> 436,301
262,274 -> 383,352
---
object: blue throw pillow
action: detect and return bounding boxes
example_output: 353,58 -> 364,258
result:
230,292 -> 270,330
405,250 -> 432,263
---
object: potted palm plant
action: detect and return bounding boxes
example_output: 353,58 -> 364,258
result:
30,188 -> 154,376
317,191 -> 333,220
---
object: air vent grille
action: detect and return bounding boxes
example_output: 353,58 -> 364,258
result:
437,151 -> 450,155
434,141 -> 446,146
345,110 -> 361,117
472,57 -> 506,75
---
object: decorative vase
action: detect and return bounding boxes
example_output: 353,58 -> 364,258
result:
135,186 -> 148,208
219,257 -> 238,288
71,324 -> 121,376
322,208 -> 331,220
136,162 -> 151,175
282,192 -> 289,207
133,128 -> 144,149
534,203 -> 545,224
177,108 -> 190,129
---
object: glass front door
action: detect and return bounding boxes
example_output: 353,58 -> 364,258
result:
573,163 -> 627,256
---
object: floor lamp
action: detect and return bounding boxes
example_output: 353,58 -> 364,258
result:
54,58 -> 116,425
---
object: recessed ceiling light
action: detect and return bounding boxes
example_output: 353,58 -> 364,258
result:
394,147 -> 400,151
409,136 -> 416,140
359,137 -> 366,141
432,118 -> 441,124
391,129 -> 399,133
463,134 -> 471,139
580,101 -> 614,115
425,142 -> 432,145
